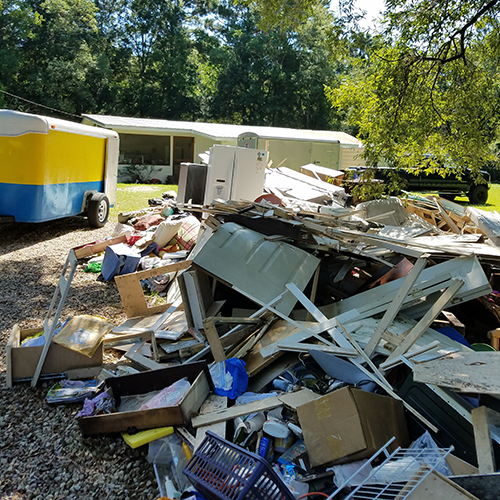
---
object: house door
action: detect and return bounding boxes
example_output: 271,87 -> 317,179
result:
173,136 -> 194,184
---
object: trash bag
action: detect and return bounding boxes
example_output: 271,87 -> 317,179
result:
210,358 -> 248,400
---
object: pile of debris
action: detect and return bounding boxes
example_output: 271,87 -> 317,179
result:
8,186 -> 500,500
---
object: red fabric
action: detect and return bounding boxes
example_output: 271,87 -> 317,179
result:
133,214 -> 164,231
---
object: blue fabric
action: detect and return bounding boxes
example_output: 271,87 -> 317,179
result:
436,327 -> 470,347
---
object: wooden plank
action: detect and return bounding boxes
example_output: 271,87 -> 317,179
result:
202,317 -> 226,363
385,279 -> 464,362
378,341 -> 441,371
191,389 -> 320,428
73,235 -> 127,259
187,291 -> 288,363
413,351 -> 500,393
214,317 -> 262,325
471,406 -> 496,474
332,258 -> 353,284
220,322 -> 263,349
110,298 -> 182,361
363,255 -> 428,358
225,319 -> 273,360
179,270 -> 205,329
115,260 -> 192,318
441,309 -> 466,335
409,470 -> 480,500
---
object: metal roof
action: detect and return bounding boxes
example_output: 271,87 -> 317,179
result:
82,114 -> 362,146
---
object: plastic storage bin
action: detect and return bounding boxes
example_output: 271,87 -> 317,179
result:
183,431 -> 295,500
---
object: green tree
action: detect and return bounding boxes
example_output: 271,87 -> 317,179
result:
328,0 -> 500,177
204,2 -> 344,129
2,0 -> 102,115
0,0 -> 42,107
111,0 -> 201,119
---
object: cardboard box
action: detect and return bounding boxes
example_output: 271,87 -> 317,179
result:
6,323 -> 103,388
77,361 -> 213,436
297,387 -> 410,467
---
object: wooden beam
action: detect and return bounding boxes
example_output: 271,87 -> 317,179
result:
202,317 -> 226,363
378,341 -> 441,371
471,406 -> 499,474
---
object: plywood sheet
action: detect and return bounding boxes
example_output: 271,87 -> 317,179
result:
413,352 -> 500,394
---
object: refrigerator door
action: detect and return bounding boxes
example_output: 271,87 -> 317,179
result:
204,145 -> 268,204
231,147 -> 268,202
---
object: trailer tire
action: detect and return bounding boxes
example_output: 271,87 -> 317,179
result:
87,193 -> 110,228
468,184 -> 488,204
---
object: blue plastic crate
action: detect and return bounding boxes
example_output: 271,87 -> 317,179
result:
183,431 -> 295,500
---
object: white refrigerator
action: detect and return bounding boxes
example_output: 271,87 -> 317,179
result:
204,145 -> 268,204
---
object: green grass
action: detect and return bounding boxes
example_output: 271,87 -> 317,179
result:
110,183 -> 178,220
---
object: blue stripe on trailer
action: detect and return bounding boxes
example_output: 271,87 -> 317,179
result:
0,180 -> 104,223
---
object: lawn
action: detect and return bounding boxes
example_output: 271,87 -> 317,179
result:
110,183 -> 177,220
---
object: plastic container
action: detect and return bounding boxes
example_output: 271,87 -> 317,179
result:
183,431 -> 295,500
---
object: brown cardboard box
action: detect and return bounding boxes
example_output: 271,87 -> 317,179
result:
77,361 -> 213,436
297,387 -> 410,467
6,323 -> 103,388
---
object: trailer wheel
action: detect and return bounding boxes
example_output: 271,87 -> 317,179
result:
87,193 -> 110,228
468,184 -> 488,204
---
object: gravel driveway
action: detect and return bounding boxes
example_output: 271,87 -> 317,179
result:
0,215 -> 159,500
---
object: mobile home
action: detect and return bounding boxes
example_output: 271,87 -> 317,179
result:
82,115 -> 364,184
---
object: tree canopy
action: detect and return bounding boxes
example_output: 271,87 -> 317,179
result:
328,0 -> 500,176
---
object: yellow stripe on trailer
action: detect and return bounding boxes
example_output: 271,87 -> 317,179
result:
0,131 -> 107,185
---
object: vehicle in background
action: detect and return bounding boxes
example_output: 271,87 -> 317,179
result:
346,165 -> 490,204
0,110 -> 119,227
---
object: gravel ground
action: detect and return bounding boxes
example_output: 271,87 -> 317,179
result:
0,215 -> 160,500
